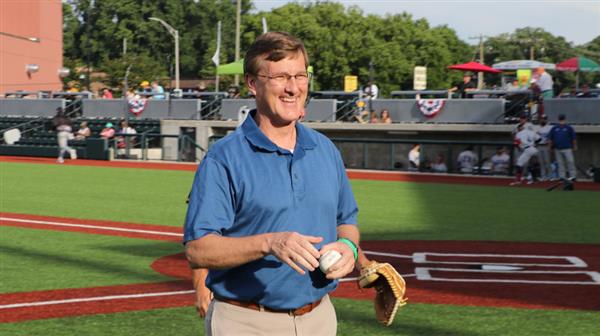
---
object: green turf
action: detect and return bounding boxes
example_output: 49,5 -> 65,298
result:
0,162 -> 193,227
2,162 -> 599,243
353,179 -> 600,243
1,300 -> 599,336
0,225 -> 181,293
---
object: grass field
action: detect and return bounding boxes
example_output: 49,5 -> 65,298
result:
1,161 -> 600,335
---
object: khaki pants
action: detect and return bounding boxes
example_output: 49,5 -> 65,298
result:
205,295 -> 336,336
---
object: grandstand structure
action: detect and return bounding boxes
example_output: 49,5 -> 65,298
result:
1,91 -> 599,179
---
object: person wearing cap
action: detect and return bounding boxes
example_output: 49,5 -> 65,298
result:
548,114 -> 577,181
535,115 -> 554,180
449,72 -> 476,98
490,146 -> 510,175
100,122 -> 115,139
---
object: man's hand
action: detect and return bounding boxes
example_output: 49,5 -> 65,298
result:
191,268 -> 212,318
195,285 -> 213,318
319,241 -> 355,279
267,232 -> 322,275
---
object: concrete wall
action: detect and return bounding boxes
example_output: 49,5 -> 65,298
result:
0,98 -> 64,116
160,120 -> 600,179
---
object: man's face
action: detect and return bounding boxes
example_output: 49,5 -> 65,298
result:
246,52 -> 308,125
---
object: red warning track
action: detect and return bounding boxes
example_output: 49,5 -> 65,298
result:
1,213 -> 599,323
2,155 -> 599,191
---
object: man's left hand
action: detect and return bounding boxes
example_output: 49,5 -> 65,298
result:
319,241 -> 355,279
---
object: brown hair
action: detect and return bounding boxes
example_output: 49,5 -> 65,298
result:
243,31 -> 309,76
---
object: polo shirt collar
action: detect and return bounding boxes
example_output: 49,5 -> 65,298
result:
242,110 -> 317,152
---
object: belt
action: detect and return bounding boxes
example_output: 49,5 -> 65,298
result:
216,296 -> 322,316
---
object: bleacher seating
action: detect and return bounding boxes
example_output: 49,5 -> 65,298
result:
1,116 -> 161,159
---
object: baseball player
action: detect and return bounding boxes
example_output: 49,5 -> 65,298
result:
510,124 -> 541,185
548,114 -> 577,181
457,145 -> 478,173
535,115 -> 553,181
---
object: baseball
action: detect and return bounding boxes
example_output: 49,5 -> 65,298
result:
319,250 -> 342,273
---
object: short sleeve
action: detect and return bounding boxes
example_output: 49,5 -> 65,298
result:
183,156 -> 235,244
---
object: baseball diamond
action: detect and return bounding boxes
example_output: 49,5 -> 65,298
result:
1,157 -> 599,335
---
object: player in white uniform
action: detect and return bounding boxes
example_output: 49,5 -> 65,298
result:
457,146 -> 478,173
490,146 -> 510,175
535,115 -> 553,181
510,124 -> 541,185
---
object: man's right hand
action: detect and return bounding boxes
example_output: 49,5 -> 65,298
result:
267,232 -> 322,275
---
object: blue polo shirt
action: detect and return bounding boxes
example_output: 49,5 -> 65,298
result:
548,124 -> 576,150
183,111 -> 358,310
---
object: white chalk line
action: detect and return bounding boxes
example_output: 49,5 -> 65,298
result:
0,290 -> 196,310
0,217 -> 181,237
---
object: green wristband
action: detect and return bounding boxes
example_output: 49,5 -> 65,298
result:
337,238 -> 358,261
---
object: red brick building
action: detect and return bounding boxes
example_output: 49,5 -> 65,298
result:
0,0 -> 63,95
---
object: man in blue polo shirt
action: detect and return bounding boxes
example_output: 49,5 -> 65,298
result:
548,114 -> 577,181
184,32 -> 360,336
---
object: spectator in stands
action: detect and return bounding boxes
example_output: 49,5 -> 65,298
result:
531,67 -> 554,99
101,88 -> 113,99
449,73 -> 476,98
408,144 -> 420,170
577,84 -> 598,98
227,85 -> 241,99
430,153 -> 448,173
116,120 -> 137,148
506,80 -> 521,91
151,80 -> 166,99
100,122 -> 115,139
380,109 -> 392,124
364,80 -> 378,100
140,80 -> 151,94
75,121 -> 91,141
52,108 -> 77,163
490,146 -> 510,174
457,145 -> 478,173
368,110 -> 380,123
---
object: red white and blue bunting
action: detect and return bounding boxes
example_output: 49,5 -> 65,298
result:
128,98 -> 147,116
416,99 -> 446,118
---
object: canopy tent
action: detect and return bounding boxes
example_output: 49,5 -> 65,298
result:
217,59 -> 244,75
556,56 -> 600,89
492,60 -> 556,70
447,61 -> 501,73
216,59 -> 314,75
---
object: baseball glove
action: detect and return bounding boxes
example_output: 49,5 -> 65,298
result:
358,261 -> 407,326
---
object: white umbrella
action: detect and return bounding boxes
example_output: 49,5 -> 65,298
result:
492,60 -> 556,70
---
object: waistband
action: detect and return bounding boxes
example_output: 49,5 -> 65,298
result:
215,296 -> 323,316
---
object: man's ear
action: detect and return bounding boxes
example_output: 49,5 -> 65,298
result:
245,74 -> 257,96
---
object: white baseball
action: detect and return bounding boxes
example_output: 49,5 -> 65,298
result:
319,250 -> 342,273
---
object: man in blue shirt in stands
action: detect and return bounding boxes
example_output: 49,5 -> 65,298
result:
548,114 -> 577,181
184,32 -> 360,336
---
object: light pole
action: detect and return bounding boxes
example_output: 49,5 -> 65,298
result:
469,34 -> 490,89
0,31 -> 40,43
149,17 -> 180,91
234,0 -> 241,85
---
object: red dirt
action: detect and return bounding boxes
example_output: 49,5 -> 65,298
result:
2,155 -> 599,191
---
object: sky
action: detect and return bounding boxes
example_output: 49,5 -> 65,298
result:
251,0 -> 600,46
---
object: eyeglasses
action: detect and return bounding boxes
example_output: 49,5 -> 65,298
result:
256,72 -> 310,85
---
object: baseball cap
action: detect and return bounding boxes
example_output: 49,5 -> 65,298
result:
140,80 -> 150,87
558,114 -> 566,121
105,122 -> 114,128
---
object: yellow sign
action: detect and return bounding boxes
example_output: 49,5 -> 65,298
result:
516,69 -> 531,87
344,75 -> 358,92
